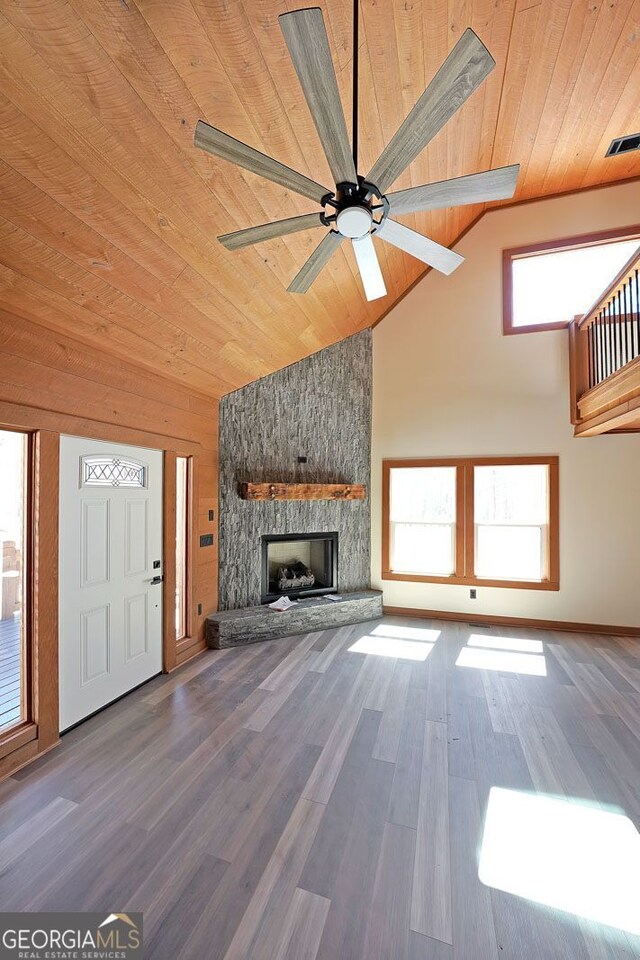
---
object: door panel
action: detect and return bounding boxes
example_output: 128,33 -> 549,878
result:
124,499 -> 148,577
59,437 -> 163,731
124,593 -> 148,661
81,605 -> 110,683
81,499 -> 110,587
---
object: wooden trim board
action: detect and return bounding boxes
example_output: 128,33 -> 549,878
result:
0,401 -> 203,456
574,392 -> 640,436
577,354 -> 640,420
382,456 -> 560,591
383,606 -> 640,637
31,430 -> 60,751
0,723 -> 37,762
163,451 -> 178,673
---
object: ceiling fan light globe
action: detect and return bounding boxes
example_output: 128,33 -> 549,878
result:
337,206 -> 373,239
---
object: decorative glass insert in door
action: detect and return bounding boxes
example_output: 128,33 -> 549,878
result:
81,455 -> 147,488
0,430 -> 27,733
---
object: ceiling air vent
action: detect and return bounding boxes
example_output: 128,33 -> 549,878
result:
605,133 -> 640,157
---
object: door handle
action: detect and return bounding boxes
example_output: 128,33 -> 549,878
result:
147,575 -> 163,585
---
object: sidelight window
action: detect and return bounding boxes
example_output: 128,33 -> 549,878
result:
175,457 -> 189,641
0,430 -> 28,732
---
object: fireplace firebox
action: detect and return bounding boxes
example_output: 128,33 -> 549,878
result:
261,532 -> 338,604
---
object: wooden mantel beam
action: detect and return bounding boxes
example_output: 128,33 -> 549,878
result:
240,482 -> 366,501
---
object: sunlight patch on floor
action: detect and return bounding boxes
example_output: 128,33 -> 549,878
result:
468,633 -> 544,654
479,787 -> 640,936
456,632 -> 547,675
348,635 -> 436,661
456,646 -> 547,676
370,623 -> 441,642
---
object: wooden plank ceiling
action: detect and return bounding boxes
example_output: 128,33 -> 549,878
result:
0,0 -> 639,399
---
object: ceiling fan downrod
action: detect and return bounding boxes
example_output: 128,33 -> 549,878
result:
352,0 -> 359,172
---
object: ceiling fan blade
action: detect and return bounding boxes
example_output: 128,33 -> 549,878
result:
377,219 -> 464,275
279,8 -> 357,186
194,120 -> 330,204
352,234 -> 387,301
366,28 -> 495,194
219,213 -> 324,250
387,164 -> 520,215
288,230 -> 344,293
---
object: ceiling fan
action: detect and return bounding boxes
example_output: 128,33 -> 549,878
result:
194,3 -> 519,301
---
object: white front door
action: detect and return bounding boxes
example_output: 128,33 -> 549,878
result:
59,436 -> 163,731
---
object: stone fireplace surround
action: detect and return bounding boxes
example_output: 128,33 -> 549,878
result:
218,330 -> 372,612
206,589 -> 382,648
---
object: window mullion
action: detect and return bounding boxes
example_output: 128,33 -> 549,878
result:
461,462 -> 473,580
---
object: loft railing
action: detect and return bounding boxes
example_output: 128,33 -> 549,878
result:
569,244 -> 640,434
581,256 -> 640,388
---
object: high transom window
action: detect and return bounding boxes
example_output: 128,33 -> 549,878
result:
503,228 -> 640,334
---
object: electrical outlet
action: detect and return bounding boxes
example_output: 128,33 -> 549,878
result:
470,589 -> 477,599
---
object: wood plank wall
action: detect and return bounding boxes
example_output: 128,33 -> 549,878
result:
0,312 -> 218,778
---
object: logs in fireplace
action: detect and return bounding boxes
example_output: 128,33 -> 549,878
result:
276,560 -> 315,592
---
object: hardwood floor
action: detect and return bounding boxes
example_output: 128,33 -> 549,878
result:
1,616 -> 640,959
0,615 -> 20,732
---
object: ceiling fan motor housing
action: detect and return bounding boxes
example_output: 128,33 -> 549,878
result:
336,202 -> 373,238
328,178 -> 390,238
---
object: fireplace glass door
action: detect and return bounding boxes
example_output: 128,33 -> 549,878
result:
261,532 -> 338,603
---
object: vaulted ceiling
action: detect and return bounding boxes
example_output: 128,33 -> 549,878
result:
0,0 -> 638,398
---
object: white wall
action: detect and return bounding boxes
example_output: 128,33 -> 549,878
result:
372,180 -> 640,629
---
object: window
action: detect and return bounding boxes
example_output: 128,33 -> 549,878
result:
388,465 -> 459,577
175,457 -> 189,641
503,228 -> 640,334
382,457 -> 559,590
0,430 -> 28,732
474,464 -> 549,581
